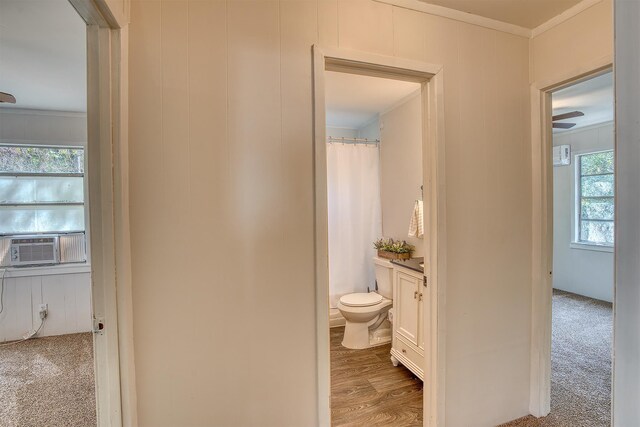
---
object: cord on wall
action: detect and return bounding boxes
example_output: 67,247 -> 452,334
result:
0,280 -> 48,347
0,268 -> 6,316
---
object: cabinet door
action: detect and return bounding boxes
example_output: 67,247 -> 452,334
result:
395,270 -> 420,347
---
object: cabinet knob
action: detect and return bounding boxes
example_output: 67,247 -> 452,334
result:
402,349 -> 406,353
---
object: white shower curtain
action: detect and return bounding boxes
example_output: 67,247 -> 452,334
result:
327,143 -> 382,308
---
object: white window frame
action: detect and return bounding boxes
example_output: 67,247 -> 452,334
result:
572,149 -> 615,251
0,143 -> 87,236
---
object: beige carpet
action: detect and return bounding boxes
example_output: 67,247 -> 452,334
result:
501,290 -> 612,427
0,332 -> 97,427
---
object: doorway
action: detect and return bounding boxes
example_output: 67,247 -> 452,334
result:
546,71 -> 614,425
325,70 -> 423,426
528,65 -> 615,425
0,0 -> 96,424
0,0 -> 128,425
312,46 -> 445,427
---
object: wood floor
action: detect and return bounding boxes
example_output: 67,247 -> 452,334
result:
330,326 -> 423,427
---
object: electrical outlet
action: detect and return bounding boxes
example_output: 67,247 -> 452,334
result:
38,304 -> 48,318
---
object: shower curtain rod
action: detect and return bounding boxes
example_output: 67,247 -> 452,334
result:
326,136 -> 380,144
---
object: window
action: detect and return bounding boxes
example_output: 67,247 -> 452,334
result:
577,150 -> 614,246
0,145 -> 85,235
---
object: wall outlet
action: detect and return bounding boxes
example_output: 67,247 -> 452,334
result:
38,304 -> 48,318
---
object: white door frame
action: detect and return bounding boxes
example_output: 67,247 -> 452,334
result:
67,1 -> 136,425
529,58 -> 613,417
312,45 -> 447,427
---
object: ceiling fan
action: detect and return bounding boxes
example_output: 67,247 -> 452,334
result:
552,110 -> 584,129
0,92 -> 16,104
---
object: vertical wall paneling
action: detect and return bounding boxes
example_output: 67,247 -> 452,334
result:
0,272 -> 91,342
129,1 -> 535,425
614,0 -> 640,422
280,1 -> 319,424
128,0 -> 168,423
337,0 -> 394,56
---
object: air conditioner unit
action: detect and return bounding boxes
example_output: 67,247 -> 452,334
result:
553,144 -> 571,166
9,235 -> 60,266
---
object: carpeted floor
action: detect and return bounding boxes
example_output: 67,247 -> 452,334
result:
501,290 -> 612,427
0,332 -> 96,427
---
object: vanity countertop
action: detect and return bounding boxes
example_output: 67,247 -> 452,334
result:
390,257 -> 424,274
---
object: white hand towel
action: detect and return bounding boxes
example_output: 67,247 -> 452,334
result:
408,200 -> 424,238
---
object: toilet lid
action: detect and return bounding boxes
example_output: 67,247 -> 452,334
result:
340,293 -> 383,307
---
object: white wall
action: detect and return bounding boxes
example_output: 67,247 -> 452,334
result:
552,122 -> 614,302
0,108 -> 87,146
129,1 -> 531,425
358,117 -> 380,141
379,92 -> 423,257
326,126 -> 357,139
0,108 -> 92,340
613,1 -> 640,424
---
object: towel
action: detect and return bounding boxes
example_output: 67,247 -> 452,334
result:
408,200 -> 424,238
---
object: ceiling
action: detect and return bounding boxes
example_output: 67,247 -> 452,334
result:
552,72 -> 613,132
0,0 -> 86,112
418,0 -> 583,29
325,71 -> 421,129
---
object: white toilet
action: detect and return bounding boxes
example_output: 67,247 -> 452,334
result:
337,257 -> 394,349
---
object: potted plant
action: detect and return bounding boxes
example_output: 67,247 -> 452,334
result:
373,238 -> 415,260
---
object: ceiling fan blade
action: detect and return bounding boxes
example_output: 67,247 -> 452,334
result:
552,111 -> 584,121
0,92 -> 16,104
553,122 -> 577,129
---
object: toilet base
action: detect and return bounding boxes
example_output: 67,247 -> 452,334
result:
341,320 -> 392,349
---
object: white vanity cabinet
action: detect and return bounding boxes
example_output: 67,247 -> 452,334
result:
390,265 -> 425,380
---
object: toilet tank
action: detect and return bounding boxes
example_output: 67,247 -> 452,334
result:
373,256 -> 394,299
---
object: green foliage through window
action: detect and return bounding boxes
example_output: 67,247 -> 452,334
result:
0,146 -> 84,174
578,150 -> 614,245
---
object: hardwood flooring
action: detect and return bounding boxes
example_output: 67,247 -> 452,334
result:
330,326 -> 423,427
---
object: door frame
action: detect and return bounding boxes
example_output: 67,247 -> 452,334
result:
67,1 -> 136,425
312,45 -> 447,427
529,58 -> 613,417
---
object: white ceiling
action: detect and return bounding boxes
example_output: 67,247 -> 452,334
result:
418,0 -> 583,29
325,71 -> 421,129
552,72 -> 613,133
0,0 -> 86,113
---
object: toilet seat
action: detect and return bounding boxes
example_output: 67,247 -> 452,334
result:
340,292 -> 383,307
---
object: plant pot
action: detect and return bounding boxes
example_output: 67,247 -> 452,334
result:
377,250 -> 411,260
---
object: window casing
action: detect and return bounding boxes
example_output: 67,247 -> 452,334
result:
576,150 -> 614,246
0,145 -> 86,235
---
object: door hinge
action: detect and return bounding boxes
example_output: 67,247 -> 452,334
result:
93,317 -> 105,335
423,276 -> 428,287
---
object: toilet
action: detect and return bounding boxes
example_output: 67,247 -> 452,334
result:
337,257 -> 394,349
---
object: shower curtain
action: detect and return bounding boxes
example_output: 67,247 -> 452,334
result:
327,142 -> 382,308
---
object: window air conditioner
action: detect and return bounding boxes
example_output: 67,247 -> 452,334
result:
9,235 -> 60,266
553,144 -> 571,166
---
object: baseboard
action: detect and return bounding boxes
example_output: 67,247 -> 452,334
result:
329,308 -> 346,328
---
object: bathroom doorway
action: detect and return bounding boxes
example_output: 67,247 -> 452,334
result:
312,47 -> 446,427
326,71 -> 422,425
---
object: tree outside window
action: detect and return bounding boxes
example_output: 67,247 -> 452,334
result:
577,150 -> 614,246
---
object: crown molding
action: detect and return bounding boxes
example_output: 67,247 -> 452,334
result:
376,0 -> 604,40
374,0 -> 532,38
531,0 -> 603,38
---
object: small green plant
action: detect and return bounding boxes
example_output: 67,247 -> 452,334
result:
373,238 -> 415,255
